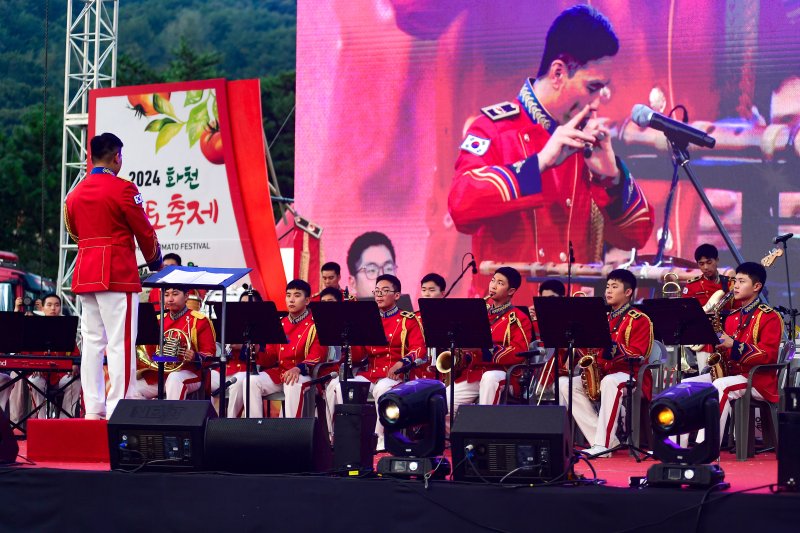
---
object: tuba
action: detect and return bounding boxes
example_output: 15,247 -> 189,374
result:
136,328 -> 193,377
578,349 -> 602,401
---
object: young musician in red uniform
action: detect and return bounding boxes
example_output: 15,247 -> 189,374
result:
65,133 -> 162,419
476,267 -> 533,405
311,262 -> 355,301
136,286 -> 216,400
559,269 -> 653,458
228,280 -> 326,418
448,5 -> 654,302
682,262 -> 781,446
683,243 -> 736,370
324,274 -> 425,450
414,272 -> 446,381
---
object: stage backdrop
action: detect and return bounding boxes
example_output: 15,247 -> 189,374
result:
89,79 -> 287,308
296,0 -> 800,306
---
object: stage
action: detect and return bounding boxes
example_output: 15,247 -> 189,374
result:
2,439 -> 796,532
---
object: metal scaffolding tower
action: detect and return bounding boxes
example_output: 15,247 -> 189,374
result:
56,0 -> 119,314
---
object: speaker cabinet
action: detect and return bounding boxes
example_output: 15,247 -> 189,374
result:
0,407 -> 19,464
333,403 -> 377,471
451,405 -> 570,482
107,399 -> 216,471
205,417 -> 331,474
778,411 -> 800,490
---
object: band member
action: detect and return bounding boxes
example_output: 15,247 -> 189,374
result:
683,243 -> 736,369
559,269 -> 653,458
148,254 -> 204,312
319,287 -> 343,303
416,273 -> 445,381
65,133 -> 162,419
325,274 -> 425,450
227,280 -> 325,418
477,267 -> 533,405
136,286 -> 216,400
448,5 -> 654,302
531,278 -> 566,336
311,262 -> 355,301
682,262 -> 781,446
346,231 -> 398,300
209,289 -> 264,413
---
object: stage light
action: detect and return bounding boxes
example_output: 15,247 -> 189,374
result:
646,382 -> 726,488
376,379 -> 449,479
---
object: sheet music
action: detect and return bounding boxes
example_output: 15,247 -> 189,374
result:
158,270 -> 231,286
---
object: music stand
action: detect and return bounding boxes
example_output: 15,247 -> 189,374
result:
136,303 -> 160,345
417,298 -> 493,428
210,301 -> 287,418
143,265 -> 251,415
534,297 -> 611,466
638,298 -> 719,384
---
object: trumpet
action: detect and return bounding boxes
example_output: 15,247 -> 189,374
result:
662,273 -> 682,298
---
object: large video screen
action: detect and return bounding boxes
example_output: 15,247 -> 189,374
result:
296,1 -> 800,306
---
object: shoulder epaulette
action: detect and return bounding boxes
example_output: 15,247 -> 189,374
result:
481,101 -> 520,121
687,275 -> 702,283
627,309 -> 644,319
190,310 -> 209,320
400,310 -> 416,320
757,304 -> 773,314
346,294 -> 357,301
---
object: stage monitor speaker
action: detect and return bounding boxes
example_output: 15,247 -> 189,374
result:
333,403 -> 377,472
107,399 -> 216,471
0,407 -> 19,464
204,417 -> 331,474
778,411 -> 800,490
451,405 -> 569,483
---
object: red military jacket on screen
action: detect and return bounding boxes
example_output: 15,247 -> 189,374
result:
65,167 -> 162,293
256,310 -> 326,383
722,300 -> 782,403
448,80 -> 654,301
353,307 -> 426,383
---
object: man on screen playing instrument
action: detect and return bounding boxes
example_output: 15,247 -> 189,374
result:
448,5 -> 654,303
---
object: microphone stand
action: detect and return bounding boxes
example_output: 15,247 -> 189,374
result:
778,238 -> 796,341
566,241 -> 574,297
444,257 -> 476,298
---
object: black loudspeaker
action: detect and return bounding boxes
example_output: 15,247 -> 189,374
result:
333,403 -> 377,472
0,407 -> 19,464
107,399 -> 216,471
204,417 -> 331,474
451,405 -> 570,483
778,411 -> 800,490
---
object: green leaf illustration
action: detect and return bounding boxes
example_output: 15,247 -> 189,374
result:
156,122 -> 184,153
211,94 -> 218,123
186,102 -> 210,148
153,93 -> 177,117
184,90 -> 204,106
144,117 -> 176,132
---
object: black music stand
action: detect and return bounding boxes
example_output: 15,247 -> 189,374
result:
417,298 -> 493,429
308,301 -> 387,385
143,265 -> 250,415
136,303 -> 160,345
534,297 -> 611,466
210,301 -> 287,418
639,298 -> 719,383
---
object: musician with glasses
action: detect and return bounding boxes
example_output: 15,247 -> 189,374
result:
136,285 -> 216,400
558,269 -> 653,458
324,274 -> 425,451
227,280 -> 325,418
681,262 -> 781,447
346,231 -> 398,300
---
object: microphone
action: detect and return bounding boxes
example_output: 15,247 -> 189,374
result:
631,104 -> 716,149
774,233 -> 794,245
211,376 -> 237,397
470,260 -> 477,275
306,371 -> 338,386
393,358 -> 427,376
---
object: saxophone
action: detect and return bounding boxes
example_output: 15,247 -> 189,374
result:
704,291 -> 735,381
578,349 -> 603,401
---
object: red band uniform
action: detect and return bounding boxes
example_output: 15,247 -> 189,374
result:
325,307 -> 425,448
448,81 -> 654,302
65,166 -> 162,418
136,308 -> 216,400
228,309 -> 325,418
682,300 -> 781,445
682,274 -> 736,369
209,345 -> 257,413
558,304 -> 654,450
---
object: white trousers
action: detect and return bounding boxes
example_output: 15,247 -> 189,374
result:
559,372 -> 630,448
136,369 -> 201,400
680,373 -> 762,446
227,372 -> 310,419
79,292 -> 139,418
0,373 -> 11,417
447,380 -> 479,411
21,375 -> 82,419
479,370 -> 507,405
325,376 -> 399,445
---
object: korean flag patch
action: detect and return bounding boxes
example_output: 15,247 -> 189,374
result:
133,193 -> 143,205
460,134 -> 491,156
